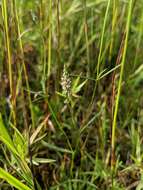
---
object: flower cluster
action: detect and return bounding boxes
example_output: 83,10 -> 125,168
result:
61,65 -> 71,98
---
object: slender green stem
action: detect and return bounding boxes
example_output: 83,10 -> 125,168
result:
91,0 -> 111,103
96,0 -> 111,78
83,0 -> 90,76
2,0 -> 13,95
133,4 -> 143,68
48,0 -> 52,78
83,0 -> 111,125
56,0 -> 61,92
40,0 -> 46,93
109,0 -> 118,62
2,0 -> 17,125
14,0 -> 35,128
111,0 -> 133,168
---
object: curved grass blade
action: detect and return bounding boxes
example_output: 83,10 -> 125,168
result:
0,167 -> 32,190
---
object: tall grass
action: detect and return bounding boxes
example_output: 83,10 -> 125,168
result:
111,0 -> 133,168
2,0 -> 16,125
0,0 -> 143,189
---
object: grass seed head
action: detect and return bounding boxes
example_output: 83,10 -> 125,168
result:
61,65 -> 71,98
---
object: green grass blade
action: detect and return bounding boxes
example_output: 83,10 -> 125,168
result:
0,114 -> 19,156
111,0 -> 133,168
0,167 -> 32,190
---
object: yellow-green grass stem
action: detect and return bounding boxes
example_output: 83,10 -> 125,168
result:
133,4 -> 143,68
91,0 -> 111,104
84,0 -> 111,125
2,0 -> 12,95
2,0 -> 16,125
13,0 -> 35,128
48,0 -> 52,79
111,0 -> 133,168
109,0 -> 119,62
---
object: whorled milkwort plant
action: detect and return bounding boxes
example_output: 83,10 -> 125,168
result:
61,65 -> 71,102
60,65 -> 87,106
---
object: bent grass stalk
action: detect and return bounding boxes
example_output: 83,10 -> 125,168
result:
90,0 -> 111,107
95,0 -> 111,79
83,0 -> 111,125
111,0 -> 133,168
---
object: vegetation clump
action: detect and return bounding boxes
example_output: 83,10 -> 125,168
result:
0,0 -> 143,189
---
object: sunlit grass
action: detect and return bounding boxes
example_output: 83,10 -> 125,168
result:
0,0 -> 143,189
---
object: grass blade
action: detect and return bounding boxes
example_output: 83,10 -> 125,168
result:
0,167 -> 32,190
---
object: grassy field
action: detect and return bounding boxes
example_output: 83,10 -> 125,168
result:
0,0 -> 143,189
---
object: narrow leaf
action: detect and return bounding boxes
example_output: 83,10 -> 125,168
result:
0,167 -> 32,190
